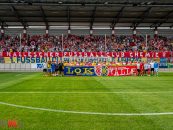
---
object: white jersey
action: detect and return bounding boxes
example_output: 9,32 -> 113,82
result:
144,63 -> 148,70
147,64 -> 151,69
137,63 -> 140,69
150,62 -> 154,68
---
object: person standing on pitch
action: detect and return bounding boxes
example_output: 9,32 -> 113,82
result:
147,62 -> 151,76
140,61 -> 144,76
58,61 -> 64,76
150,61 -> 154,76
136,61 -> 140,76
144,62 -> 148,76
55,62 -> 59,76
154,61 -> 159,76
51,61 -> 56,76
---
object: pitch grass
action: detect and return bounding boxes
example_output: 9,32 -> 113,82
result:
0,72 -> 173,130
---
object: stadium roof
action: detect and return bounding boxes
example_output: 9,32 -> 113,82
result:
0,0 -> 173,29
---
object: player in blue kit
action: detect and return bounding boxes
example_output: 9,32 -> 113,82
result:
154,61 -> 159,76
51,62 -> 56,76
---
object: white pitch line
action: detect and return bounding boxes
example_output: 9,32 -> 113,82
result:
15,74 -> 23,76
0,91 -> 173,94
0,101 -> 173,116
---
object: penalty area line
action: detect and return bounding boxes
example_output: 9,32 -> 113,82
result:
0,101 -> 173,116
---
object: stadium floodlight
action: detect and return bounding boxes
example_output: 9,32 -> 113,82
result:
114,27 -> 131,29
136,27 -> 150,29
5,26 -> 24,29
158,27 -> 172,29
28,26 -> 46,29
13,0 -> 26,3
93,27 -> 111,29
71,26 -> 90,29
49,26 -> 68,29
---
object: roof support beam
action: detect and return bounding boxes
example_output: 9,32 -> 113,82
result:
111,6 -> 124,29
40,6 -> 48,29
170,24 -> 173,28
67,6 -> 71,30
90,6 -> 97,30
0,21 -> 4,29
150,10 -> 173,28
11,5 -> 27,27
131,7 -> 152,27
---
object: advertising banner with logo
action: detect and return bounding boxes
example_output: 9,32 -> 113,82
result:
64,66 -> 137,76
107,66 -> 137,76
64,66 -> 96,76
31,63 -> 46,69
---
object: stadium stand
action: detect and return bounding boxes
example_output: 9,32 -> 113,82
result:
0,34 -> 173,52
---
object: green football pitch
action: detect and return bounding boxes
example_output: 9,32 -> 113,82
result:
0,72 -> 173,130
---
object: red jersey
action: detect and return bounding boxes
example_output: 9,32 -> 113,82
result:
140,63 -> 144,70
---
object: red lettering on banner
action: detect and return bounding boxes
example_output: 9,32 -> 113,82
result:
110,52 -> 113,57
151,52 -> 154,58
134,52 -> 137,57
1,51 -> 172,58
6,52 -> 9,57
78,52 -> 82,57
89,52 -> 94,57
28,52 -> 32,57
83,52 -> 87,57
55,52 -> 59,57
140,52 -> 143,58
82,52 -> 85,57
13,52 -> 17,57
69,52 -> 74,57
64,52 -> 68,57
38,52 -> 42,57
44,52 -> 48,57
145,52 -> 151,58
129,52 -> 133,58
100,52 -> 104,57
106,52 -> 110,57
73,52 -> 77,57
158,52 -> 162,57
34,52 -> 37,57
49,52 -> 53,57
163,52 -> 166,57
155,52 -> 159,58
22,52 -> 26,57
121,52 -> 124,57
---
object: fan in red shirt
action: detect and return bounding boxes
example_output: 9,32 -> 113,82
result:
140,61 -> 144,76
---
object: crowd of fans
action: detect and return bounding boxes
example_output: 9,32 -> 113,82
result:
0,34 -> 173,52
